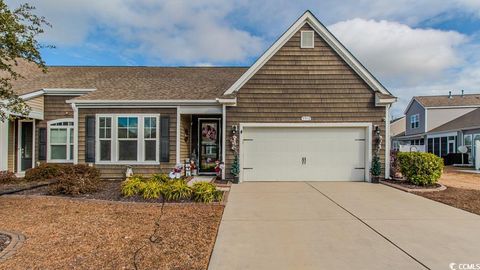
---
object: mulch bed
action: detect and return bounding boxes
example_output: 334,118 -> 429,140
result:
14,180 -> 226,204
0,196 -> 224,269
382,179 -> 442,190
414,187 -> 480,216
0,233 -> 10,253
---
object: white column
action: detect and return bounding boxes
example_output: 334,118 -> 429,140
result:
221,104 -> 226,180
476,140 -> 480,170
0,120 -> 9,171
176,107 -> 181,164
385,105 -> 391,179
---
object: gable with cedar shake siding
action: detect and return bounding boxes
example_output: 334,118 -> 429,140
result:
224,23 -> 389,179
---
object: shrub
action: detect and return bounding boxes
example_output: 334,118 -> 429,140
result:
48,165 -> 101,195
150,173 -> 170,183
161,180 -> 192,201
121,175 -> 146,197
142,180 -> 163,199
191,182 -> 223,203
0,171 -> 17,183
397,152 -> 444,186
24,163 -> 64,182
370,155 -> 382,177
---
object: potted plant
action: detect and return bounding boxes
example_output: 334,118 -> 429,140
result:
370,154 -> 381,183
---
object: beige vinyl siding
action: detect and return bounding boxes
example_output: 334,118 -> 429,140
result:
25,95 -> 44,113
427,107 -> 477,132
35,95 -> 75,163
225,23 -> 386,178
180,114 -> 191,162
77,108 -> 177,179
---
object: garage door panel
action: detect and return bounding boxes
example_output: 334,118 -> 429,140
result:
242,126 -> 367,181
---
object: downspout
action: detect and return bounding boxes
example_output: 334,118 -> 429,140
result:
176,106 -> 181,164
385,104 -> 391,179
221,104 -> 226,180
71,103 -> 79,165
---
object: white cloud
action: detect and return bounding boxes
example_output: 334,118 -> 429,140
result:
329,18 -> 467,85
7,0 -> 265,64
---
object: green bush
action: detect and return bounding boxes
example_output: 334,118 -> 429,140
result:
121,175 -> 146,197
0,170 -> 17,183
191,182 -> 223,203
24,163 -> 64,182
48,164 -> 101,195
397,152 -> 444,186
161,180 -> 192,201
142,180 -> 163,199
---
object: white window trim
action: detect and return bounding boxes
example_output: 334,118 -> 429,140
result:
300,30 -> 315,49
410,114 -> 419,129
95,114 -> 160,165
47,118 -> 74,163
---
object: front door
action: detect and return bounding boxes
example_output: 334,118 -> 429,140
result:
20,121 -> 34,171
198,119 -> 220,173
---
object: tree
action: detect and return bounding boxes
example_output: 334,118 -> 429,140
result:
0,1 -> 52,121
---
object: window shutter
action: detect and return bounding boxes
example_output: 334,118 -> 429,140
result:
160,116 -> 170,162
38,128 -> 47,161
85,116 -> 96,162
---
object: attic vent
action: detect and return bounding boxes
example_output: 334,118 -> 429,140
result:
300,31 -> 314,48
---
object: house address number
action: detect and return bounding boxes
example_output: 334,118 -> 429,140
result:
301,116 -> 312,121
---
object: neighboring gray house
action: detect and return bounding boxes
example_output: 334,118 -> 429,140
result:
393,92 -> 480,164
428,108 -> 480,164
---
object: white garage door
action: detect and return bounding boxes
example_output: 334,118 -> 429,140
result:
241,126 -> 367,181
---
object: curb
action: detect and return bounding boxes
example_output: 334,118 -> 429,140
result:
380,180 -> 447,193
0,231 -> 26,263
0,181 -> 54,196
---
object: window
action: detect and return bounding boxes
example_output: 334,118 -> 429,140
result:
427,138 -> 433,153
144,117 -> 157,161
441,137 -> 448,157
99,117 -> 112,161
300,31 -> 314,48
464,134 -> 473,163
118,117 -> 138,161
96,114 -> 159,164
48,119 -> 74,162
428,135 -> 457,157
410,114 -> 419,129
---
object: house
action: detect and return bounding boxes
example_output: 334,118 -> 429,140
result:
427,108 -> 480,165
0,11 -> 396,182
390,116 -> 405,150
393,92 -> 480,163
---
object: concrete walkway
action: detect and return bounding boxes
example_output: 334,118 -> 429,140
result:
209,182 -> 480,270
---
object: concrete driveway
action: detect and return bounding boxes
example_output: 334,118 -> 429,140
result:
209,182 -> 480,270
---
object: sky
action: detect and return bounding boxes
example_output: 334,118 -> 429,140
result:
6,0 -> 480,117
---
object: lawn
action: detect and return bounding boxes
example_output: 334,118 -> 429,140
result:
0,196 -> 223,269
414,166 -> 480,215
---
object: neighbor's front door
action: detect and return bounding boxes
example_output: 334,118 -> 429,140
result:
198,119 -> 220,173
20,121 -> 33,171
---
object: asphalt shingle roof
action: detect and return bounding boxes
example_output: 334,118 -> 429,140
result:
7,64 -> 247,100
415,94 -> 480,108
